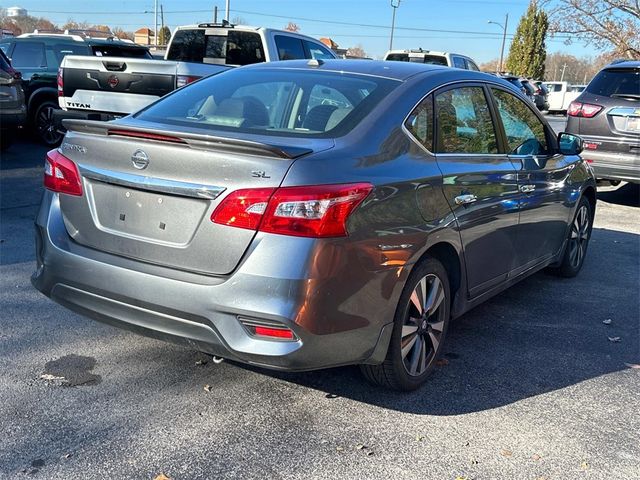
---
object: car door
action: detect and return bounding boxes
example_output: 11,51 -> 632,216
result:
489,86 -> 576,271
434,84 -> 520,298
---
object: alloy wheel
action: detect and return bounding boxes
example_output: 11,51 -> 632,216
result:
401,273 -> 446,376
568,205 -> 590,269
36,104 -> 62,146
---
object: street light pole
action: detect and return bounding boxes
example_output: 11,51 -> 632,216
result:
154,0 -> 158,49
488,13 -> 508,73
389,0 -> 401,51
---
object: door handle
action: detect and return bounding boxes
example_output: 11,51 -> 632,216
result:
519,184 -> 536,194
454,194 -> 478,205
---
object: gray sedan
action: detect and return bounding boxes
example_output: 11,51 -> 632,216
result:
32,60 -> 595,390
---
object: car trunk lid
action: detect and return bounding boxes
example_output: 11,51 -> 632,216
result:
57,119 -> 331,275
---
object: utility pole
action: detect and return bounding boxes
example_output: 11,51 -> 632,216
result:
488,13 -> 508,73
154,0 -> 158,48
389,0 -> 401,51
560,63 -> 568,82
214,5 -> 218,23
225,0 -> 230,22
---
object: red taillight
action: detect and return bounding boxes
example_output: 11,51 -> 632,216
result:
176,75 -> 201,88
254,326 -> 295,339
107,129 -> 186,144
211,183 -> 373,238
57,67 -> 63,97
567,101 -> 603,118
44,149 -> 83,196
210,188 -> 275,230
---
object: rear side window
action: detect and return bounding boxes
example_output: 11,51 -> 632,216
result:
275,35 -> 305,60
405,95 -> 434,151
435,86 -> 498,154
492,88 -> 548,156
11,42 -> 46,68
586,68 -> 639,97
91,45 -> 151,59
136,68 -> 398,138
167,29 -> 206,62
210,31 -> 265,65
54,44 -> 90,63
386,53 -> 408,62
422,55 -> 448,66
452,56 -> 466,69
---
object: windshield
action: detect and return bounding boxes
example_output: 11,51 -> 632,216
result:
586,68 -> 639,97
136,68 -> 399,138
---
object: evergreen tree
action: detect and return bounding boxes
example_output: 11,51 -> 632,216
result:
505,1 -> 548,78
158,26 -> 171,46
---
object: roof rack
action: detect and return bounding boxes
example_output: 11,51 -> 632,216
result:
19,31 -> 85,41
64,29 -> 115,39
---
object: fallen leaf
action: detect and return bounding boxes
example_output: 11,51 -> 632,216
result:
366,450 -> 374,456
580,461 -> 590,470
532,454 -> 542,461
602,319 -> 612,325
624,363 -> 640,369
62,453 -> 72,459
455,476 -> 468,480
416,435 -> 426,442
195,359 -> 208,366
608,337 -> 621,343
435,358 -> 450,366
463,441 -> 470,447
203,384 -> 212,392
154,474 -> 171,480
40,374 -> 65,381
500,449 -> 513,457
325,393 -> 339,399
336,446 -> 344,452
356,444 -> 366,450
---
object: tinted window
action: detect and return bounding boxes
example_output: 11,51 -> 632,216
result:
405,96 -> 434,151
0,48 -> 11,72
452,56 -> 466,69
136,69 -> 398,138
435,87 -> 497,154
0,42 -> 10,55
304,40 -> 335,60
217,31 -> 265,65
167,29 -> 206,62
587,68 -> 640,97
11,42 -> 46,68
275,35 -> 305,60
53,44 -> 90,63
492,88 -> 548,156
467,61 -> 480,71
91,45 -> 151,59
386,53 -> 408,62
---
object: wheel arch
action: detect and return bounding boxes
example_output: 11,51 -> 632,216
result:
415,241 -> 463,313
582,185 -> 596,219
27,87 -> 58,117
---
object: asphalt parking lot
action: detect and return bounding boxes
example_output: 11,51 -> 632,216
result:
1,119 -> 639,479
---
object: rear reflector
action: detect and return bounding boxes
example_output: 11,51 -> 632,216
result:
254,326 -> 295,339
57,67 -> 63,97
107,129 -> 186,144
567,101 -> 603,118
211,183 -> 373,238
44,149 -> 83,196
176,75 -> 201,88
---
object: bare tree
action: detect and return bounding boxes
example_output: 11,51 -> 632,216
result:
546,0 -> 640,59
346,44 -> 367,58
284,22 -> 300,32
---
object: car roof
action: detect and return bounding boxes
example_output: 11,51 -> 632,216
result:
240,59 -> 501,82
605,60 -> 640,69
8,34 -> 145,48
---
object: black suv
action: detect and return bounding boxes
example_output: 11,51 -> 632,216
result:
566,60 -> 639,184
0,31 -> 151,145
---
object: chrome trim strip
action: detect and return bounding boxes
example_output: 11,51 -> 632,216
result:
79,164 -> 226,200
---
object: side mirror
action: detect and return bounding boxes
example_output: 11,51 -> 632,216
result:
558,132 -> 583,155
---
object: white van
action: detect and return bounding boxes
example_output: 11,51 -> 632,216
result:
383,49 -> 480,70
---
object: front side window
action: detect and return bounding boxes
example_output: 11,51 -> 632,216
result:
405,95 -> 434,151
435,86 -> 498,154
492,88 -> 548,156
467,61 -> 480,71
304,40 -> 335,60
11,42 -> 46,68
386,53 -> 408,62
275,35 -> 305,60
452,56 -> 466,69
136,68 -> 398,138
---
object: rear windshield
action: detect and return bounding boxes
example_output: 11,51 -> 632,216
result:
91,45 -> 152,59
586,68 -> 639,97
136,68 -> 398,138
167,29 -> 265,65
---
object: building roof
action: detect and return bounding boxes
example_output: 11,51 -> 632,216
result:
135,27 -> 155,35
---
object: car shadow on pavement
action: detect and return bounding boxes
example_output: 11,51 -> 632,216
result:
597,182 -> 639,208
250,226 -> 639,415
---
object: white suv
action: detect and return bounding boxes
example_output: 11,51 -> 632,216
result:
383,49 -> 479,70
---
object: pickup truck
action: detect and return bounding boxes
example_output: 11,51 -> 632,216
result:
544,81 -> 587,113
56,23 -> 337,126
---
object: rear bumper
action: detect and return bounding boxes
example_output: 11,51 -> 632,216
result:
0,106 -> 27,127
581,149 -> 640,184
32,191 -> 398,371
54,109 -> 118,131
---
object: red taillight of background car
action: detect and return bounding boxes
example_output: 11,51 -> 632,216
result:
567,101 -> 603,118
211,183 -> 373,238
57,67 -> 63,97
176,75 -> 201,88
44,149 -> 83,196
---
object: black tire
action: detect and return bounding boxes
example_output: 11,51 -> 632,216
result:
360,257 -> 450,391
553,196 -> 593,278
32,100 -> 63,146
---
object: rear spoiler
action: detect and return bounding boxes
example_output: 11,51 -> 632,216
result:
62,119 -> 313,159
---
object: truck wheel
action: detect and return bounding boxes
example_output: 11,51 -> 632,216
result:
33,100 -> 63,146
360,257 -> 450,391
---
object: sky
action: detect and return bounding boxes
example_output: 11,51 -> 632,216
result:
4,0 -> 595,63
